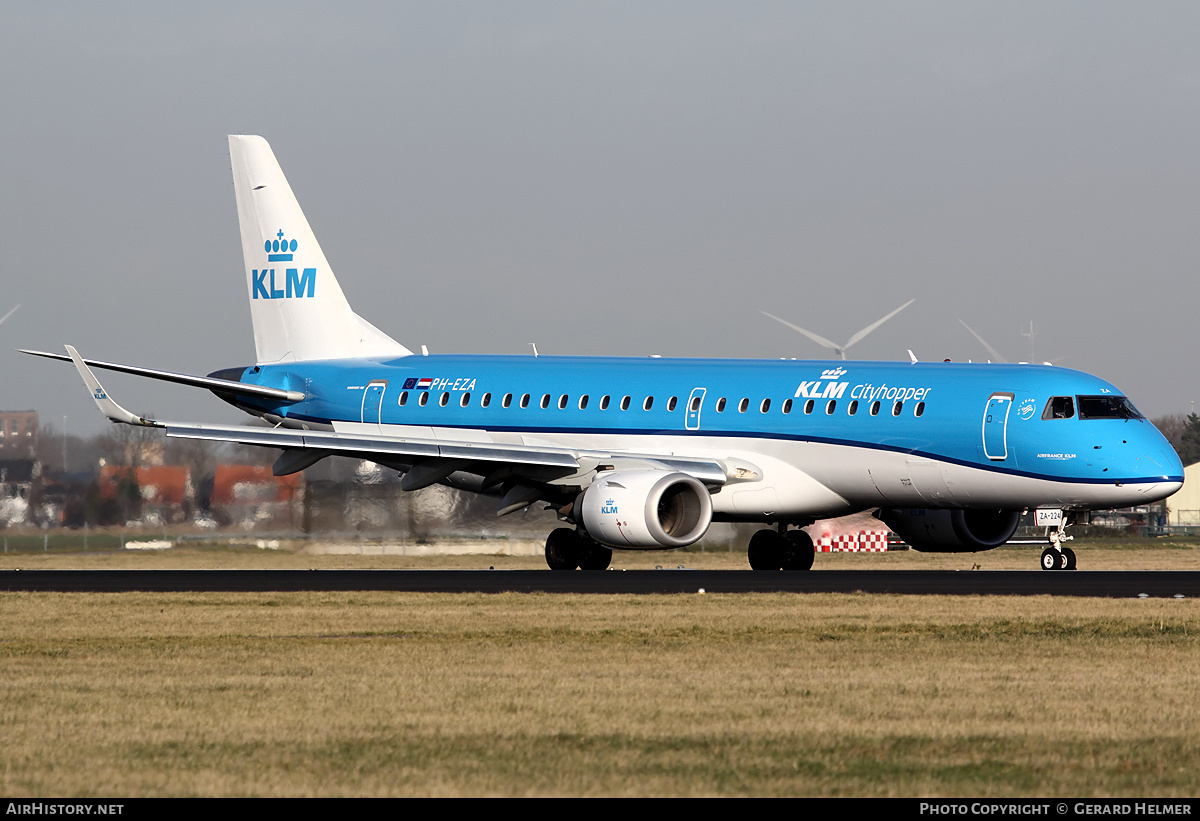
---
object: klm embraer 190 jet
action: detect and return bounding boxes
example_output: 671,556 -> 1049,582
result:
27,136 -> 1184,571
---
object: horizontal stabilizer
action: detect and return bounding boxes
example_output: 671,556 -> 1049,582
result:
20,349 -> 304,402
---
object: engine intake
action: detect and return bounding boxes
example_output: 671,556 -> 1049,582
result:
878,508 -> 1021,553
578,470 -> 713,549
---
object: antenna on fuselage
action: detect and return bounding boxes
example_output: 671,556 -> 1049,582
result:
0,304 -> 19,328
761,299 -> 914,360
530,343 -> 539,357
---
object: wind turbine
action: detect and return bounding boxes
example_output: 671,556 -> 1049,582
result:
959,319 -> 1066,365
958,319 -> 1006,362
0,304 -> 18,328
762,299 -> 915,360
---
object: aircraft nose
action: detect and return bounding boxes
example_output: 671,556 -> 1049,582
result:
1135,424 -> 1185,480
1150,436 -> 1185,482
1125,428 -> 1185,505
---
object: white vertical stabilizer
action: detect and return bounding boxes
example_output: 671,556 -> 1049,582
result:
228,135 -> 410,364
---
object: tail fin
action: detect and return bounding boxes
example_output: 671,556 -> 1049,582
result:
228,135 -> 410,363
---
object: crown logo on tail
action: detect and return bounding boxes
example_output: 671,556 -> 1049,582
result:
266,229 -> 298,262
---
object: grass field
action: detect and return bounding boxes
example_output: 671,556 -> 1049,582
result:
1,539 -> 1198,796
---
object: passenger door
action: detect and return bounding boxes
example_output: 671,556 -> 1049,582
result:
982,392 -> 1014,461
361,380 -> 388,429
685,387 -> 706,431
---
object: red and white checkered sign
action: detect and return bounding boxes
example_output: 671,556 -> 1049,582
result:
813,530 -> 891,552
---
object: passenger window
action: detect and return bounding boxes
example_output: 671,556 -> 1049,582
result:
804,399 -> 814,414
398,391 -> 408,406
579,395 -> 589,410
620,395 -> 631,411
481,393 -> 491,408
826,400 -> 836,415
419,391 -> 429,406
502,393 -> 512,408
738,398 -> 749,413
600,395 -> 611,410
716,397 -> 727,412
440,392 -> 449,407
520,394 -> 530,409
760,398 -> 771,413
914,401 -> 925,417
541,394 -> 551,409
668,396 -> 677,411
848,400 -> 858,415
559,394 -> 569,409
892,401 -> 903,416
782,399 -> 793,414
870,400 -> 880,416
643,396 -> 654,411
460,392 -> 471,407
1042,396 -> 1075,420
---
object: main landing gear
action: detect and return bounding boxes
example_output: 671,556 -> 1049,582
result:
747,526 -> 815,571
545,527 -> 612,570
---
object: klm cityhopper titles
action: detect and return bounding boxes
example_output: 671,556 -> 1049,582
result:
26,136 -> 1184,571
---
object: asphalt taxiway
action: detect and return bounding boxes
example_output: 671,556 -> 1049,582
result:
0,569 -> 1196,597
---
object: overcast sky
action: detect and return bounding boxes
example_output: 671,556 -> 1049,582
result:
3,1 -> 1198,436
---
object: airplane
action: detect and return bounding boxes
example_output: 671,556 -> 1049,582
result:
24,136 -> 1184,571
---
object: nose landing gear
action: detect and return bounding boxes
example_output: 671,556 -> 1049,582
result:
1040,546 -> 1077,570
1040,517 -> 1077,570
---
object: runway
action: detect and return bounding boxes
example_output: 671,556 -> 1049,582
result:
1,569 -> 1196,597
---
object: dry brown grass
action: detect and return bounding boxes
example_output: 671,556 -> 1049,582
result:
1,589 -> 1197,796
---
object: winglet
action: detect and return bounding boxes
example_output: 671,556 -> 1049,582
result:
65,345 -> 160,427
907,350 -> 918,364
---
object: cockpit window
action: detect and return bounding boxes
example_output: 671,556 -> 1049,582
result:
1041,396 -> 1075,420
1076,395 -> 1142,420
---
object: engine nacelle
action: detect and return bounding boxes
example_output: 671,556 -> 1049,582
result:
878,508 -> 1021,553
578,470 -> 713,549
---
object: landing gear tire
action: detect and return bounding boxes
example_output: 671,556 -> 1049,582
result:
1040,547 -> 1061,571
546,528 -> 583,570
578,539 -> 613,571
1062,547 -> 1077,570
748,529 -> 784,571
782,530 -> 815,571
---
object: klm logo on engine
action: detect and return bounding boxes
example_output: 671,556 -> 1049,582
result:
253,229 -> 316,300
601,499 -> 618,515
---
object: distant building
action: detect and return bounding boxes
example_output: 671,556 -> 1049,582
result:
210,465 -> 303,529
99,465 -> 193,525
0,458 -> 38,526
1164,462 -> 1200,526
0,411 -> 37,459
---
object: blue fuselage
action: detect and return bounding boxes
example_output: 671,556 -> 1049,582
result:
219,355 -> 1182,514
